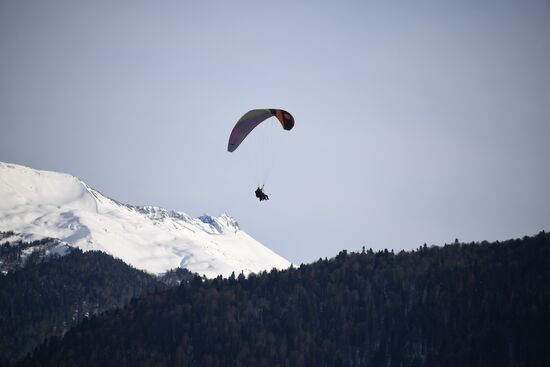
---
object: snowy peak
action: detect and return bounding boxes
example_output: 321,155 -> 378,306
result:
198,213 -> 240,234
0,162 -> 291,277
0,162 -> 96,211
134,206 -> 240,234
136,205 -> 192,222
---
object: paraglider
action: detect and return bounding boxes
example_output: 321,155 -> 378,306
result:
255,185 -> 269,201
228,108 -> 294,202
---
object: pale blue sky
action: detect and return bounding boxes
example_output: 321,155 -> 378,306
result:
1,0 -> 549,264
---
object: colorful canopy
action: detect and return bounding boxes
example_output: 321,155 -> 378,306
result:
227,109 -> 294,152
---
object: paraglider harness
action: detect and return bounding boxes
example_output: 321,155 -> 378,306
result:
255,185 -> 269,201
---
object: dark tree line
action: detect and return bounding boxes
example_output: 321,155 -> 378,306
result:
0,232 -> 67,273
0,245 -> 163,366
18,232 -> 550,367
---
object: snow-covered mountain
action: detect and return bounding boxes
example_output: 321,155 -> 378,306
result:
0,162 -> 291,277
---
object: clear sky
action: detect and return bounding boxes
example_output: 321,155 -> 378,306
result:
1,0 -> 549,264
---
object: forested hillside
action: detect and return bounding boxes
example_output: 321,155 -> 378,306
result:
19,232 -> 550,367
0,238 -> 163,366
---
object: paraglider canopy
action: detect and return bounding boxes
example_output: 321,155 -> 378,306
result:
227,109 -> 294,152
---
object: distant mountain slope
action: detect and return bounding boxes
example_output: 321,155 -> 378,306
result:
0,237 -> 162,367
0,231 -> 71,274
0,162 -> 291,277
18,232 -> 550,367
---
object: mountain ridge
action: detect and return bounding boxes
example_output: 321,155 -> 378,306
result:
0,162 -> 291,277
16,232 -> 550,367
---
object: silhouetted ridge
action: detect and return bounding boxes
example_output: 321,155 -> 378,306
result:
0,240 -> 163,366
18,232 -> 550,367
